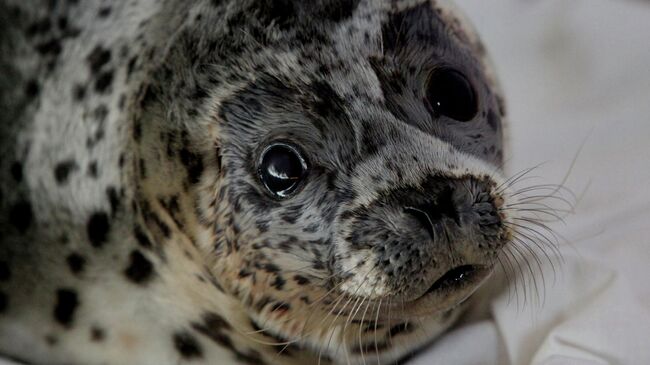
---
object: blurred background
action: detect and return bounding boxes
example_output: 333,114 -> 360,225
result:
412,1 -> 650,364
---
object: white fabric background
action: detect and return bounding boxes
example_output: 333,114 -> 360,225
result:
411,1 -> 650,364
2,1 -> 649,365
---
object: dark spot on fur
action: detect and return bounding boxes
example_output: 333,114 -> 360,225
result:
254,296 -> 273,312
179,148 -> 204,184
124,250 -> 153,284
86,46 -> 111,73
25,79 -> 40,98
293,275 -> 310,285
215,147 -> 223,171
192,312 -> 234,349
308,80 -> 346,129
35,38 -> 62,56
87,161 -> 99,178
54,160 -> 77,184
97,6 -> 111,18
94,104 -> 109,122
262,263 -> 280,273
94,70 -> 113,93
10,161 -> 23,182
66,253 -> 85,275
133,118 -> 142,142
57,16 -> 68,30
127,56 -> 138,78
73,84 -> 86,101
320,0 -> 359,22
90,326 -> 105,341
106,186 -> 120,215
26,18 -> 52,37
139,84 -> 157,108
271,275 -> 286,290
262,0 -> 296,20
382,2 -> 443,55
9,200 -> 33,233
279,210 -> 300,224
360,120 -> 382,156
238,269 -> 252,278
87,211 -> 110,247
173,331 -> 203,359
270,302 -> 290,312
133,225 -> 152,249
54,288 -> 79,327
148,212 -> 171,238
194,312 -> 232,332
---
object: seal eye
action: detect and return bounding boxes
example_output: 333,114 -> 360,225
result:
258,143 -> 308,198
425,68 -> 478,122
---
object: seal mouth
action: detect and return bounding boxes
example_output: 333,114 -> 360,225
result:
384,264 -> 490,318
422,265 -> 479,297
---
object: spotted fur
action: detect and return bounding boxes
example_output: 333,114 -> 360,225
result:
0,1 -> 514,364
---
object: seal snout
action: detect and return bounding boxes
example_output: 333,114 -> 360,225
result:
403,176 -> 501,240
337,173 -> 507,304
393,176 -> 503,301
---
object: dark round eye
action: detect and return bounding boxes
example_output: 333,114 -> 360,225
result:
425,68 -> 478,122
258,143 -> 308,198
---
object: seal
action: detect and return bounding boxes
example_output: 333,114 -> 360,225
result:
0,0 -> 522,364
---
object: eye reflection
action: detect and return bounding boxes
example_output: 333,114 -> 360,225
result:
258,143 -> 307,198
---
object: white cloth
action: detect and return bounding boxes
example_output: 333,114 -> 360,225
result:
412,1 -> 650,364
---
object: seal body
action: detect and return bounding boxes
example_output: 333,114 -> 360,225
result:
0,0 -> 512,364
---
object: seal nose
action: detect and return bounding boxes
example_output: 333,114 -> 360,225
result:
404,186 -> 460,239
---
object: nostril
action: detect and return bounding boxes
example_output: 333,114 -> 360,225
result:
404,206 -> 436,239
405,187 -> 462,238
427,186 -> 459,224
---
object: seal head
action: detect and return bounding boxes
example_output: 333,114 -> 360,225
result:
146,0 -> 511,362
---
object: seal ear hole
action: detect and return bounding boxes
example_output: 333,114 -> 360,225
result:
425,68 -> 478,122
257,142 -> 308,199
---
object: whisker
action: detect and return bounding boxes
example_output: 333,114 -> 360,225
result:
511,229 -> 559,285
495,253 -> 514,305
515,193 -> 575,208
509,183 -> 577,200
511,236 -> 546,307
508,238 -> 539,307
502,245 -> 525,310
496,163 -> 546,193
374,298 -> 383,365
